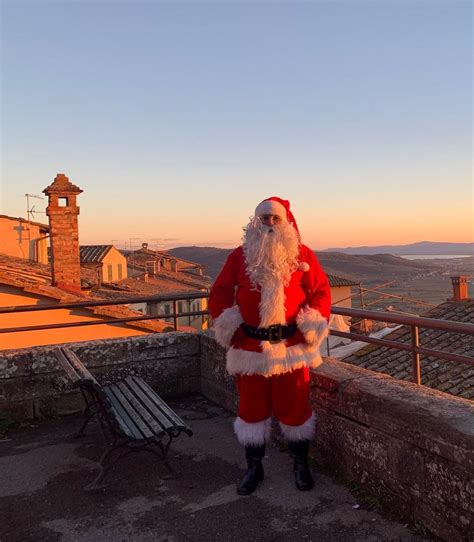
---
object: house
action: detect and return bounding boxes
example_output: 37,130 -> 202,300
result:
80,245 -> 127,284
0,214 -> 49,264
327,274 -> 360,310
128,244 -> 205,276
319,274 -> 360,355
342,276 -> 473,400
0,252 -> 175,350
122,245 -> 211,331
93,274 -> 210,331
0,174 -> 193,351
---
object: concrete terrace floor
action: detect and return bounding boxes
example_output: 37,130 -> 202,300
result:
1,396 -> 434,542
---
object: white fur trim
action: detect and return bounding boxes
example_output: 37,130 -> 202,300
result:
234,417 -> 272,446
212,306 -> 243,348
296,307 -> 329,347
259,278 -> 286,327
298,262 -> 310,272
255,200 -> 288,221
280,412 -> 316,442
226,342 -> 323,377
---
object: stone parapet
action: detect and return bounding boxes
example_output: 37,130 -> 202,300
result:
310,359 -> 473,541
0,333 -> 200,420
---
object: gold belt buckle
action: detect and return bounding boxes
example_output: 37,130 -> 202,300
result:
268,324 -> 283,344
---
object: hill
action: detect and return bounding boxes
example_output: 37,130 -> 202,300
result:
324,241 -> 474,256
168,247 -> 473,313
168,246 -> 436,284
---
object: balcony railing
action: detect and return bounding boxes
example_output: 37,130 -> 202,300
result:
1,292 -> 473,385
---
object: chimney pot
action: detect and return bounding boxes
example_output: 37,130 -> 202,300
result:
451,276 -> 469,301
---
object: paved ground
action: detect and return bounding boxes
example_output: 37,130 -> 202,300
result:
0,396 -> 433,542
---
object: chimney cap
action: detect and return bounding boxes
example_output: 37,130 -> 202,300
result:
43,173 -> 83,195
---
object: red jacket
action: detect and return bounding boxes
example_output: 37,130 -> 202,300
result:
209,245 -> 331,377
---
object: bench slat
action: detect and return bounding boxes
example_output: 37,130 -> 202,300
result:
104,386 -> 148,441
116,380 -> 166,439
124,378 -> 177,433
129,376 -> 187,430
128,376 -> 193,436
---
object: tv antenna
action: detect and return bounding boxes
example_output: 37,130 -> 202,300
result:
25,193 -> 45,223
150,238 -> 165,253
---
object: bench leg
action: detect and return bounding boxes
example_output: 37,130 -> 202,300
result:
73,404 -> 96,439
156,436 -> 180,479
84,440 -> 128,491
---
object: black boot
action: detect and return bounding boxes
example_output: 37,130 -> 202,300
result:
288,440 -> 314,491
237,444 -> 265,495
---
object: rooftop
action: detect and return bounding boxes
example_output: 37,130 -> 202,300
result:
0,253 -> 172,334
343,299 -> 474,400
80,245 -> 114,264
94,275 -> 208,301
327,274 -> 360,288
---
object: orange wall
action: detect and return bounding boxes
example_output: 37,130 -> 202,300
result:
0,217 -> 49,263
0,286 -> 148,351
331,286 -> 354,309
101,247 -> 128,282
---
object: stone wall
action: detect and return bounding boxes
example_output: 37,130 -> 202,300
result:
0,333 -> 200,420
0,332 -> 472,540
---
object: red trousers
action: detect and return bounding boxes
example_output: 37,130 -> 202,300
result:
236,367 -> 312,426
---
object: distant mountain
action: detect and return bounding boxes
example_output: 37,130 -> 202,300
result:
168,246 -> 437,284
323,241 -> 474,256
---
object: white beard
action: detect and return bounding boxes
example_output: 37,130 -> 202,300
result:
242,218 -> 300,327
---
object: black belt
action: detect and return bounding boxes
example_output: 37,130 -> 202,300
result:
240,322 -> 297,343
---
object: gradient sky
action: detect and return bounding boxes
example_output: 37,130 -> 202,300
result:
1,0 -> 472,250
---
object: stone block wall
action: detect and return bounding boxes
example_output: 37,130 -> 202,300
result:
311,360 -> 473,541
0,333 -> 200,420
199,333 -> 238,414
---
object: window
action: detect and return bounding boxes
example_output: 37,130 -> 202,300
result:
178,301 -> 183,314
117,263 -> 123,280
164,305 -> 170,315
107,264 -> 113,281
58,197 -> 68,207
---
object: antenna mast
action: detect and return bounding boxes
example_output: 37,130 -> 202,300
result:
24,193 -> 45,238
25,193 -> 45,221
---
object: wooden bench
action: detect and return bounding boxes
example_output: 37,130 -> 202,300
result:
54,346 -> 193,490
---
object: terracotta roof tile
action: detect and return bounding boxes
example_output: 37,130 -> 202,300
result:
327,274 -> 360,287
80,245 -> 113,263
343,299 -> 474,400
0,253 -> 176,334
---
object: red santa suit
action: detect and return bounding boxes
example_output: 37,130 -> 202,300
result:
209,197 -> 331,447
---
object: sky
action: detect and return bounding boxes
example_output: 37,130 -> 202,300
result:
1,0 -> 472,250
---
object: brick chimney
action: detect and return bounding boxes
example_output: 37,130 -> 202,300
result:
450,276 -> 469,301
43,173 -> 83,293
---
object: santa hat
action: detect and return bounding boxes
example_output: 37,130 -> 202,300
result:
255,196 -> 300,236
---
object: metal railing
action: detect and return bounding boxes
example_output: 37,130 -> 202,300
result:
0,291 -> 209,334
330,306 -> 474,384
1,293 -> 473,386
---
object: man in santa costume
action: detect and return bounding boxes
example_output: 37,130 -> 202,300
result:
209,197 -> 331,495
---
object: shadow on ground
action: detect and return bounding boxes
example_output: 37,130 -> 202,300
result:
1,396 -> 433,542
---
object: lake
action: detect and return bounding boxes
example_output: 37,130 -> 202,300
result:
400,254 -> 473,260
